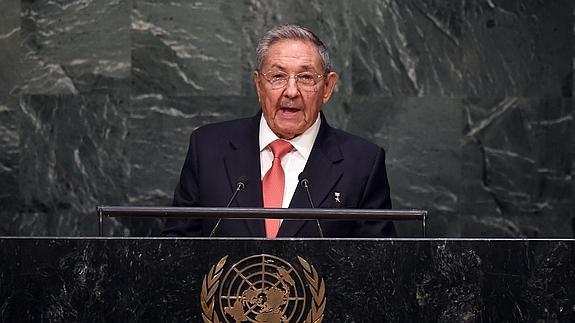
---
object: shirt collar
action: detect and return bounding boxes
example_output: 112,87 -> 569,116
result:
259,113 -> 321,160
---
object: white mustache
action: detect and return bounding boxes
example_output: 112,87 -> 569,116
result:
279,101 -> 301,109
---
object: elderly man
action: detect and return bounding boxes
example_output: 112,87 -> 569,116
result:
163,24 -> 395,238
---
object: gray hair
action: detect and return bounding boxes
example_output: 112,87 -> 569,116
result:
255,24 -> 333,73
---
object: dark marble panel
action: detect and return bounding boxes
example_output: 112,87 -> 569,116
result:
0,0 -> 20,94
347,97 -> 462,237
19,0 -> 131,94
0,96 -> 20,215
350,0 -> 465,97
350,0 -> 573,97
0,238 -> 573,322
12,95 -> 130,236
131,1 -> 244,96
462,98 -> 573,237
459,0 -> 573,98
572,8 -> 575,238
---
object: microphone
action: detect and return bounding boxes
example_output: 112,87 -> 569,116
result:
209,176 -> 249,237
298,173 -> 324,238
225,176 -> 248,207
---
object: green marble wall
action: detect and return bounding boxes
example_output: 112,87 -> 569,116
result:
0,0 -> 573,237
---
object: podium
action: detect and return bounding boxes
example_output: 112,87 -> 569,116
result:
1,207 -> 574,321
0,237 -> 574,321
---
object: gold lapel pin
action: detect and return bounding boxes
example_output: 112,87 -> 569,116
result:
334,192 -> 341,203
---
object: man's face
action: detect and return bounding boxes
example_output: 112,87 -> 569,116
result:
254,39 -> 337,139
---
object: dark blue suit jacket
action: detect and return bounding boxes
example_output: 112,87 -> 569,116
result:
163,112 -> 395,237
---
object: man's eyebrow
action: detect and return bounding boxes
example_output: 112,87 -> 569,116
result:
267,63 -> 317,71
268,63 -> 286,70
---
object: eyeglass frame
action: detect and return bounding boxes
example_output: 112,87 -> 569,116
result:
258,69 -> 328,91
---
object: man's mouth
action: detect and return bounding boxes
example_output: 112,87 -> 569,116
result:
279,107 -> 301,113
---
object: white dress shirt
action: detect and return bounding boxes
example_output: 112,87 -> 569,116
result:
259,114 -> 321,209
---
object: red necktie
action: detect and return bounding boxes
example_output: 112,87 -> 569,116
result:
262,139 -> 293,238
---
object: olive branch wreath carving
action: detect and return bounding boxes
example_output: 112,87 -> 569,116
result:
201,255 -> 227,323
200,255 -> 325,323
298,256 -> 326,323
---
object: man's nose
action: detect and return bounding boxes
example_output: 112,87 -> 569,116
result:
283,77 -> 300,98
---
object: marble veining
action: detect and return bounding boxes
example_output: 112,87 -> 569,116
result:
0,0 -> 21,94
18,0 -> 130,94
462,98 -> 573,237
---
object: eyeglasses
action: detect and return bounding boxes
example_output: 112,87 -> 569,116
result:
260,70 -> 325,91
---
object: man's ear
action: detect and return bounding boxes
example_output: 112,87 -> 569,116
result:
253,71 -> 262,98
322,72 -> 338,104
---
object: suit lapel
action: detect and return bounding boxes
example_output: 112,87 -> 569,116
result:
223,113 -> 265,237
280,113 -> 344,237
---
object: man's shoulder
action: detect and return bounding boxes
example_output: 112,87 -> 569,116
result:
327,126 -> 384,154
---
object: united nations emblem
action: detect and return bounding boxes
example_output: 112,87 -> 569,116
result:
201,254 -> 326,323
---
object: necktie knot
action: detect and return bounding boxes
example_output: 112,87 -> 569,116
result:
269,139 -> 293,159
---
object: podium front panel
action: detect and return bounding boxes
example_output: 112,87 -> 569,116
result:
0,238 -> 573,322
